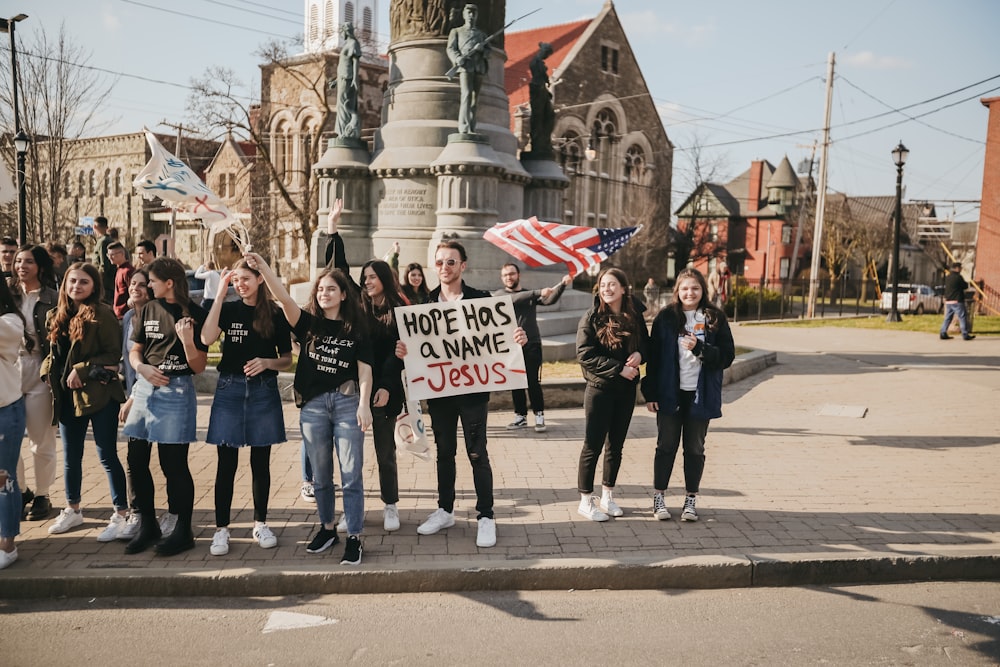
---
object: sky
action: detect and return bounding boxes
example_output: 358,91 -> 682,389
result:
10,0 -> 1000,222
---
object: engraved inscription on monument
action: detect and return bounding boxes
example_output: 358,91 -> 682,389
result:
381,185 -> 436,216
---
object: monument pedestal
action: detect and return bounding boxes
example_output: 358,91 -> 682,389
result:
312,140 -> 372,286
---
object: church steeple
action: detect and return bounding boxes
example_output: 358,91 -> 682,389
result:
304,0 -> 379,53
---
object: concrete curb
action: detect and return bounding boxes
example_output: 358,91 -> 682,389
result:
2,552 -> 996,599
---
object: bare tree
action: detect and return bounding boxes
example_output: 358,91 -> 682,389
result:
673,136 -> 729,273
850,202 -> 892,303
819,197 -> 860,302
187,40 -> 334,255
0,22 -> 115,241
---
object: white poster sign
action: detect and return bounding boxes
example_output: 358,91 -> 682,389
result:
394,296 -> 527,401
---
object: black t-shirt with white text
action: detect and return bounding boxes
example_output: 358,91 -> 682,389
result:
216,301 -> 292,376
131,298 -> 209,376
291,310 -> 373,407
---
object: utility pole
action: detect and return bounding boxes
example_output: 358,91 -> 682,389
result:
806,52 -> 835,318
158,120 -> 197,257
789,142 -> 817,313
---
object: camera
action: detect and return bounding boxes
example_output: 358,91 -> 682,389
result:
87,366 -> 118,384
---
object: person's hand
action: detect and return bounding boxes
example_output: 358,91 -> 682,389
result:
679,332 -> 697,352
513,327 -> 528,346
646,401 -> 658,413
625,351 -> 642,368
119,397 -> 133,423
175,317 -> 196,345
395,341 -> 408,359
66,368 -> 83,389
372,388 -> 389,408
138,363 -> 169,387
357,404 -> 372,431
216,270 -> 233,300
243,357 -> 268,377
244,252 -> 266,272
619,364 -> 639,381
540,288 -> 552,299
391,241 -> 400,254
328,199 -> 344,233
561,274 -> 572,286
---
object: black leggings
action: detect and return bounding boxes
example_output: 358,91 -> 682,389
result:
214,446 -> 272,527
127,438 -> 192,522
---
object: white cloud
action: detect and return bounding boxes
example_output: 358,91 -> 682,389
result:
620,11 -> 716,46
843,50 -> 911,70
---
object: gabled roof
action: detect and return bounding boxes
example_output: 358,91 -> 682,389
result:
504,19 -> 591,111
206,133 -> 257,174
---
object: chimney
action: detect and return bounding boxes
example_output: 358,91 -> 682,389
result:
748,160 -> 763,213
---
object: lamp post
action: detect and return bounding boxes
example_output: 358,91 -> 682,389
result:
1,13 -> 29,245
13,129 -> 29,245
886,140 -> 909,323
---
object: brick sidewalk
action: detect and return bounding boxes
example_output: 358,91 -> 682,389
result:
4,325 -> 999,594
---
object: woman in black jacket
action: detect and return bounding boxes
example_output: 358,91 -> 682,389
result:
641,268 -> 734,522
575,268 -> 648,522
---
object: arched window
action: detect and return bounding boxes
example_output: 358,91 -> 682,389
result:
78,171 -> 85,197
103,169 -> 112,197
89,169 -> 97,197
63,172 -> 71,198
558,132 -> 581,173
345,1 -> 355,26
325,0 -> 334,38
309,3 -> 319,42
115,168 -> 123,196
624,145 -> 646,183
40,172 -> 48,201
362,7 -> 373,38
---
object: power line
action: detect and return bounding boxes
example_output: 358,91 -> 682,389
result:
229,0 -> 301,18
201,0 -> 302,25
119,0 -> 298,40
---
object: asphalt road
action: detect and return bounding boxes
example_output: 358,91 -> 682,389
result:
1,581 -> 997,665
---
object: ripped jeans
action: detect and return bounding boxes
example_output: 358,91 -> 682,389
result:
426,396 -> 493,519
0,397 -> 26,539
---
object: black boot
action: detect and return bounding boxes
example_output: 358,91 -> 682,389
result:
20,488 -> 34,520
154,516 -> 194,556
125,512 -> 162,554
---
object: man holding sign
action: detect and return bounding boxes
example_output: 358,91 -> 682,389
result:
395,241 -> 527,549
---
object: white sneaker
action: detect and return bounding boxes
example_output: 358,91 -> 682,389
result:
96,513 -> 127,542
337,514 -> 348,533
534,412 -> 546,433
48,507 -> 84,534
253,523 -> 278,549
159,512 -> 178,538
506,415 -> 528,429
578,496 -> 609,522
417,508 -> 455,535
0,547 -> 17,570
476,517 -> 496,548
118,512 -> 141,540
300,482 -> 315,503
653,493 -> 671,520
210,527 -> 230,556
600,491 -> 624,517
383,504 -> 400,532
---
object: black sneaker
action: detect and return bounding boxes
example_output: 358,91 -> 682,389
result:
963,335 -> 976,340
154,528 -> 195,556
20,488 -> 34,520
27,495 -> 52,521
940,334 -> 952,340
306,527 -> 339,554
340,535 -> 363,565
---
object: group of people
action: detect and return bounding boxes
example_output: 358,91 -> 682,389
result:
0,201 -> 736,571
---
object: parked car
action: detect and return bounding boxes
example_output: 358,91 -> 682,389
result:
880,283 -> 942,315
185,269 -> 239,305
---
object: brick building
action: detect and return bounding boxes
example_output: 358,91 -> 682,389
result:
977,96 -> 1000,312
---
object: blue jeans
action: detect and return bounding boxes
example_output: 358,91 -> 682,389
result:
299,390 -> 364,534
940,302 -> 970,337
0,397 -> 26,539
59,399 -> 128,509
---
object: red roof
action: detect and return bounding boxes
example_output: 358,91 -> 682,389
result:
504,19 -> 591,115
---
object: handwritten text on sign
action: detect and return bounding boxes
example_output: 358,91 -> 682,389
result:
395,296 -> 527,400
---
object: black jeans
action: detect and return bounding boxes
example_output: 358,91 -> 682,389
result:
427,397 -> 493,519
653,390 -> 708,493
511,342 -> 544,416
127,438 -> 193,523
578,382 -> 637,493
371,406 -> 399,505
215,445 -> 271,526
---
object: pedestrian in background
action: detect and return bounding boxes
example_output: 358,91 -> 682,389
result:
402,262 -> 431,305
642,268 -> 734,522
575,267 -> 648,522
201,260 -> 292,556
707,261 -> 730,309
940,262 -> 975,341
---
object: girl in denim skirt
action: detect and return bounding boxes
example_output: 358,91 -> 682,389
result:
201,259 -> 292,556
247,252 -> 372,566
122,257 -> 208,556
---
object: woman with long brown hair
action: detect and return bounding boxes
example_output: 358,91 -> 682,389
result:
575,267 -> 648,522
642,268 -> 734,522
42,262 -> 129,540
121,257 -> 208,556
201,259 -> 292,556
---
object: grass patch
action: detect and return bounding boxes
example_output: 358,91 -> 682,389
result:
750,313 -> 998,336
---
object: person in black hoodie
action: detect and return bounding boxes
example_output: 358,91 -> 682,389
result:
642,268 -> 734,523
575,267 -> 649,522
939,262 -> 974,340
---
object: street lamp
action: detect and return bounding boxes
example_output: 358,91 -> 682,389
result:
1,13 -> 29,245
13,129 -> 29,246
886,140 -> 909,322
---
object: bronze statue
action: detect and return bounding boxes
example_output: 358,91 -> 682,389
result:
528,41 -> 555,157
446,4 -> 489,135
335,22 -> 362,140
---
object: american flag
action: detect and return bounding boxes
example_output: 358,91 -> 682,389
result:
484,217 -> 641,277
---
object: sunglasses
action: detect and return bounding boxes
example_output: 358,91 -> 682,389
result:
435,259 -> 460,267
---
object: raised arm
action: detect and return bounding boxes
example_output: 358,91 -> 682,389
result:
244,252 -> 302,329
200,271 -> 233,345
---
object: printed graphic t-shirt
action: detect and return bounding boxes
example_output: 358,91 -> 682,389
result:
132,298 -> 209,376
216,301 -> 292,376
291,310 -> 373,407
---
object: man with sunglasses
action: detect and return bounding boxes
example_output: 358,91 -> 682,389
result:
398,240 -> 524,549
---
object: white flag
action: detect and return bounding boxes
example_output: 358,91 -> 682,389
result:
133,129 -> 233,228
